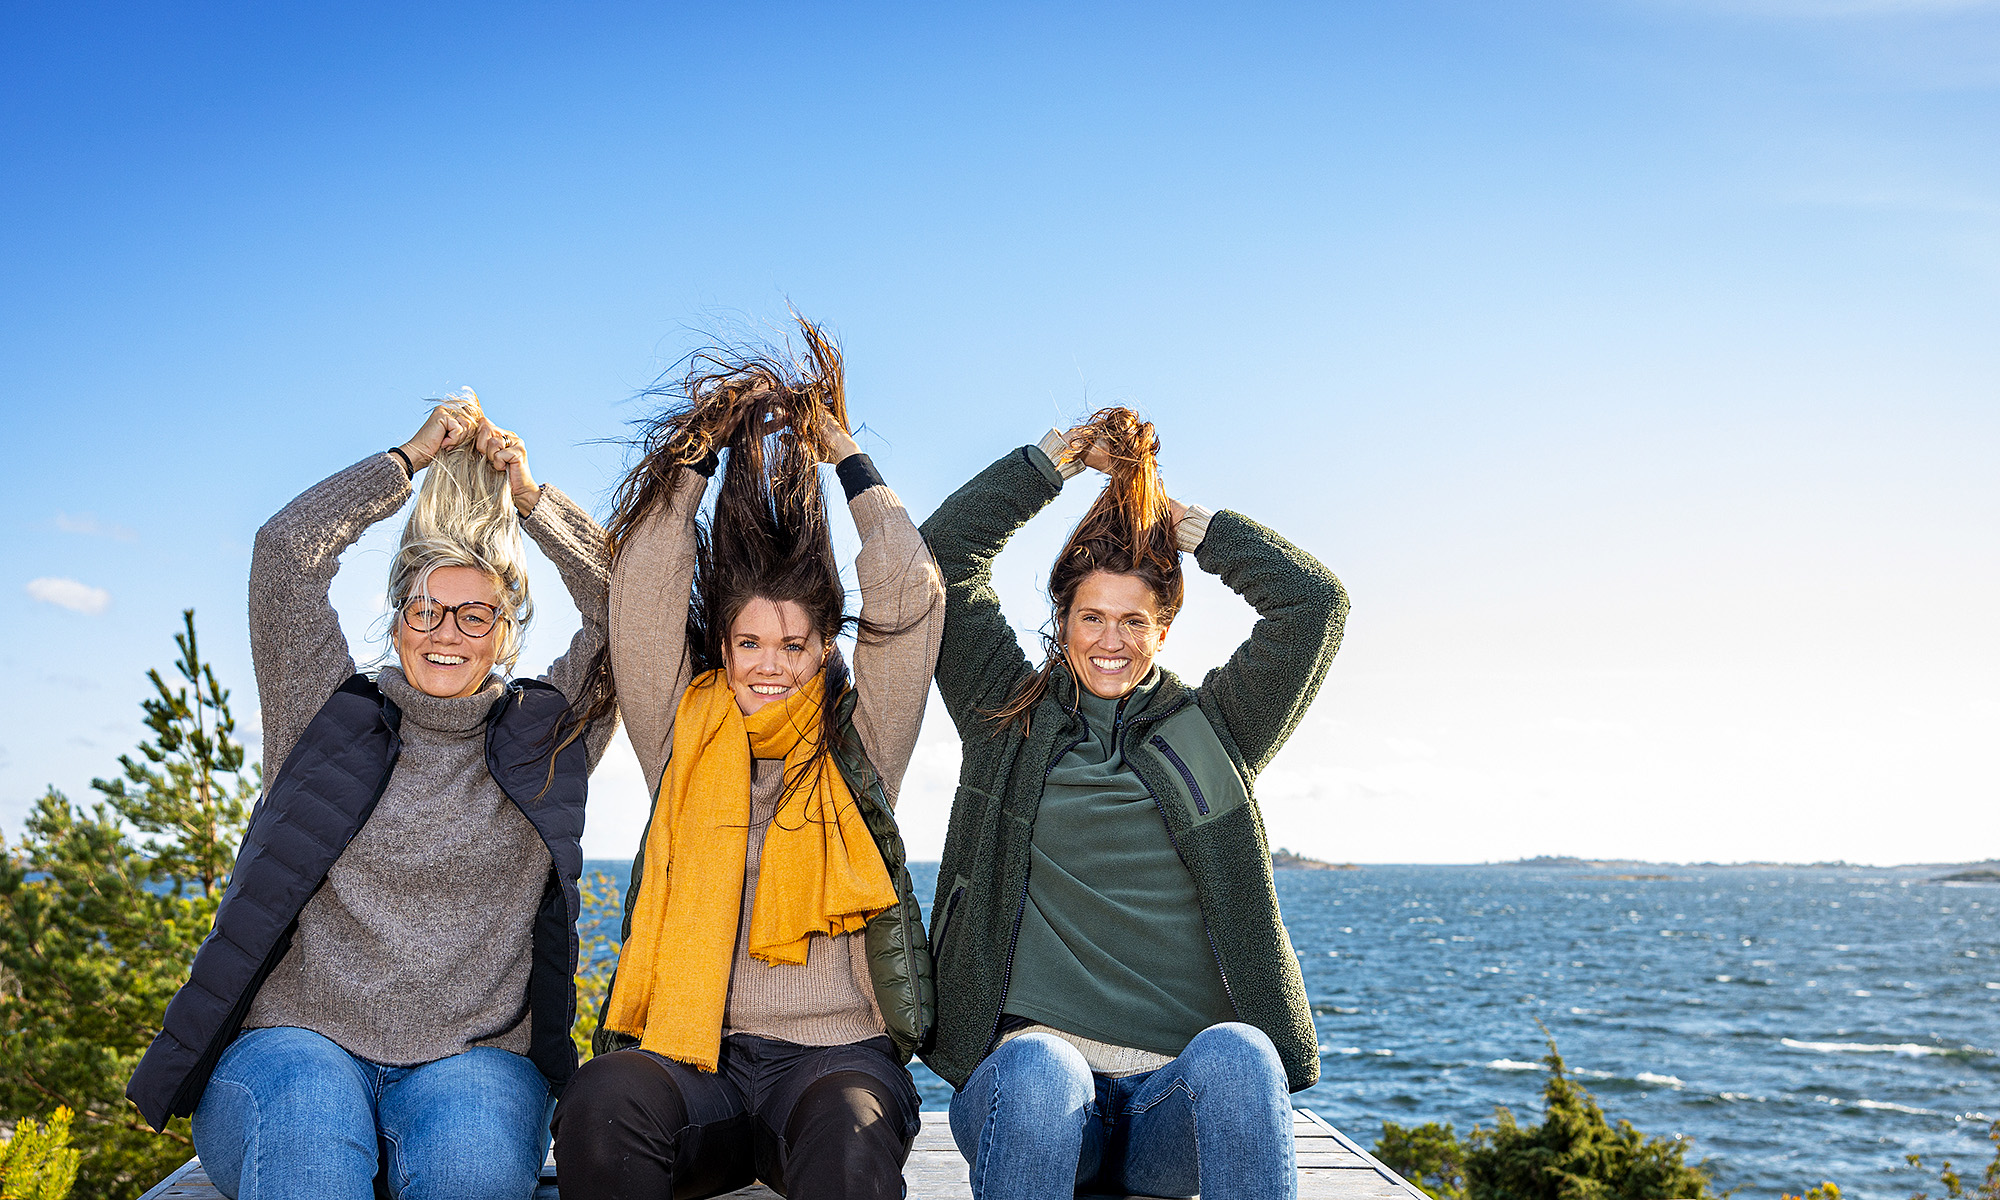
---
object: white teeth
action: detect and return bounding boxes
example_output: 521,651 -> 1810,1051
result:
749,684 -> 790,695
1090,657 -> 1129,671
425,654 -> 466,665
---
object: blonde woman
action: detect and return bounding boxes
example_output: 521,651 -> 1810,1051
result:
129,396 -> 618,1200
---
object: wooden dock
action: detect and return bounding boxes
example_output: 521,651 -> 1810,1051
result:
139,1108 -> 1427,1199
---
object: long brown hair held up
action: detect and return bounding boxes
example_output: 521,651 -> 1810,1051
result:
986,406 -> 1185,736
561,317 -> 871,793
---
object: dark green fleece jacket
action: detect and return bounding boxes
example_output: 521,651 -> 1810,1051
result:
918,445 -> 1349,1093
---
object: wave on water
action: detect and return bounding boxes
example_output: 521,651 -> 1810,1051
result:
1483,1060 -> 1680,1087
1782,1038 -> 1983,1058
1815,1095 -> 1945,1117
1852,1099 -> 1940,1116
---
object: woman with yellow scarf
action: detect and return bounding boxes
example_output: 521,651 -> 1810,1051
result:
551,319 -> 944,1200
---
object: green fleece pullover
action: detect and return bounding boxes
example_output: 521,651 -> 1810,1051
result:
919,445 -> 1349,1093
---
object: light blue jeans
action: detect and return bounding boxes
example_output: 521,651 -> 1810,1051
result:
948,1021 -> 1296,1200
191,1026 -> 553,1200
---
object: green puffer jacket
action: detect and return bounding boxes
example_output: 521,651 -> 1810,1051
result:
918,445 -> 1348,1093
593,685 -> 935,1062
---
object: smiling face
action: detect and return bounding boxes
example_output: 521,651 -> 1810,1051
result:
724,596 -> 827,715
393,565 -> 507,699
1062,570 -> 1170,700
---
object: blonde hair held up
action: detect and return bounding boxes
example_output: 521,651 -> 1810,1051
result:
384,388 -> 534,673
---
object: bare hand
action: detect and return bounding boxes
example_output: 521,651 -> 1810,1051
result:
399,398 -> 481,471
475,418 -> 540,516
820,421 -> 861,464
1167,496 -> 1188,531
766,403 -> 860,464
1061,424 -> 1114,473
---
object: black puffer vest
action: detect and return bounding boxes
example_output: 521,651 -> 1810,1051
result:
127,673 -> 589,1132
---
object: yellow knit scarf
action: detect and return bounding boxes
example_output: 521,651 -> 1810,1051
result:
603,668 -> 897,1070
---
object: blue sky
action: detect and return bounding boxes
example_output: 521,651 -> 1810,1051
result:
3,1 -> 1995,864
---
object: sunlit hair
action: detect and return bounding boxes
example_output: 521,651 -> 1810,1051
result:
567,316 -> 895,788
985,406 -> 1184,736
383,388 -> 533,673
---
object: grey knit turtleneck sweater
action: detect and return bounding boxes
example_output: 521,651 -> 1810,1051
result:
241,452 -> 616,1066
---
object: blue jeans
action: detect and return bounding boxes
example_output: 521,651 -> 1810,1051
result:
947,1022 -> 1295,1200
191,1026 -> 554,1200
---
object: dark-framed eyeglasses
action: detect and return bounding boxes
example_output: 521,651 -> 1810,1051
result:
399,597 -> 503,638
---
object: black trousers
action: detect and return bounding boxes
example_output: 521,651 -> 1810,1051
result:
551,1034 -> 920,1200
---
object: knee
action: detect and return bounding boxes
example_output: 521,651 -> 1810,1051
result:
1181,1023 -> 1286,1099
557,1050 -> 687,1131
552,1050 -> 687,1175
973,1034 -> 1094,1136
989,1034 -> 1093,1108
787,1072 -> 912,1171
213,1027 -> 366,1112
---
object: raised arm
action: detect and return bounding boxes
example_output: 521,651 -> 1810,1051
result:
916,436 -> 1078,737
607,468 -> 709,798
828,445 -> 945,809
1189,510 -> 1349,778
248,401 -> 478,774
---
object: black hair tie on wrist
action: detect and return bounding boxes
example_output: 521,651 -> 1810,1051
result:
387,446 -> 414,478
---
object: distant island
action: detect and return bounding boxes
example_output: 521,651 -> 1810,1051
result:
1506,855 -> 2000,879
1272,847 -> 1357,871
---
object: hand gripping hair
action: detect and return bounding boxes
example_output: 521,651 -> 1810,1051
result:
384,389 -> 535,672
567,317 -> 881,773
986,406 -> 1185,735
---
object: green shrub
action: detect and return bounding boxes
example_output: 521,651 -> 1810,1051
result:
1377,1038 -> 1716,1200
1,1106 -> 80,1200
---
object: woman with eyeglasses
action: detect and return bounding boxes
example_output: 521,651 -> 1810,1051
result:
128,393 -> 618,1200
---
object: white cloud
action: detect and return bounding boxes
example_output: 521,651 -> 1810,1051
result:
26,577 -> 111,614
54,512 -> 136,541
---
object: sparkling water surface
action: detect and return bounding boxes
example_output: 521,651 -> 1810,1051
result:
584,861 -> 1997,1197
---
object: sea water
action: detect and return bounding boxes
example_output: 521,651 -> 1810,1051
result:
581,861 -> 1997,1198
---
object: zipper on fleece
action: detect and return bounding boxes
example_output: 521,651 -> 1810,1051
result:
1148,735 -> 1209,816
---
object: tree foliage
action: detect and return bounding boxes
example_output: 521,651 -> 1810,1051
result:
571,869 -> 622,1060
1,1105 -> 80,1200
0,611 -> 257,1200
1907,1121 -> 2000,1200
1377,1039 -> 1717,1200
89,609 -> 256,898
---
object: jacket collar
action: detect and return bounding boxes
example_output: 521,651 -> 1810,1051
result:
1040,660 -> 1193,734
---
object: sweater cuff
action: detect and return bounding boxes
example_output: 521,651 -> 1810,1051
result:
1175,505 -> 1213,554
1035,428 -> 1088,480
835,453 -> 885,501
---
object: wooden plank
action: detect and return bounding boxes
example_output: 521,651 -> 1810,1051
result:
138,1108 -> 1426,1200
135,1158 -> 211,1200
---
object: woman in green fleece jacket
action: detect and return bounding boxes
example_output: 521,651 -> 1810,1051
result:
919,408 -> 1348,1200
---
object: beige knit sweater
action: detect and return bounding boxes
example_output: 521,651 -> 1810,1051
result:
610,465 -> 944,1048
